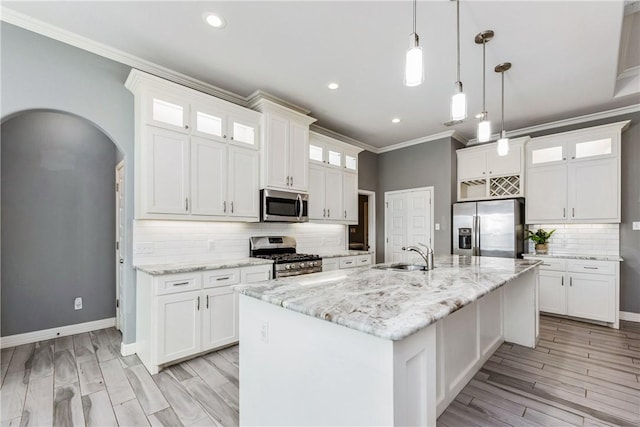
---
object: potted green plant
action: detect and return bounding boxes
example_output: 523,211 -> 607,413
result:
526,229 -> 556,255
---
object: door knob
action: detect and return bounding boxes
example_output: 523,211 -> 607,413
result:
119,258 -> 124,264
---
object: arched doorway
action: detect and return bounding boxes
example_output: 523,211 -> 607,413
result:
1,110 -> 123,339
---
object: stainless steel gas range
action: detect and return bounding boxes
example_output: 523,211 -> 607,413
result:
250,236 -> 322,278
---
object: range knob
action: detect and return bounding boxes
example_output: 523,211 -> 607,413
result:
285,264 -> 292,270
299,263 -> 306,268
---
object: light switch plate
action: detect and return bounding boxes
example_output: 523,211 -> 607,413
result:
633,221 -> 640,231
435,223 -> 441,231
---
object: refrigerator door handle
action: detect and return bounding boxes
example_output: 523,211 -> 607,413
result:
473,215 -> 480,256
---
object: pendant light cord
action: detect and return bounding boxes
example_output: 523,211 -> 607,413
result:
501,71 -> 505,132
413,0 -> 417,34
482,40 -> 486,114
456,0 -> 460,82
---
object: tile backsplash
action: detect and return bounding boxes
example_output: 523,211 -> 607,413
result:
526,224 -> 619,257
133,220 -> 347,265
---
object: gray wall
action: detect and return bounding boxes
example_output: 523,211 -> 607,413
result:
1,23 -> 137,342
376,137 -> 460,262
519,112 -> 640,314
2,112 -> 118,335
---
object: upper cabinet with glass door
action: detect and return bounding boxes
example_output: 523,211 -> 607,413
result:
525,121 -> 629,224
309,132 -> 360,173
191,102 -> 260,149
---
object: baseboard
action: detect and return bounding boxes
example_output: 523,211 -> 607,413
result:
120,342 -> 137,356
620,311 -> 640,322
0,317 -> 116,349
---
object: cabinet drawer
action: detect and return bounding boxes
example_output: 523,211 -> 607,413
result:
525,257 -> 565,271
156,273 -> 201,295
567,260 -> 615,276
203,268 -> 241,288
356,255 -> 372,267
339,256 -> 357,269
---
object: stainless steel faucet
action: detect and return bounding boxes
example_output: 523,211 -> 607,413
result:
402,243 -> 434,270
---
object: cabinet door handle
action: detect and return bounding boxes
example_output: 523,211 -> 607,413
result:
344,210 -> 347,218
223,134 -> 227,139
572,207 -> 575,217
327,209 -> 330,217
223,201 -> 227,213
561,276 -> 564,286
583,266 -> 598,270
286,176 -> 290,186
569,277 -> 572,287
206,295 -> 209,308
231,202 -> 234,213
185,198 -> 189,211
185,124 -> 189,130
323,208 -> 326,217
290,176 -> 293,186
173,281 -> 190,286
197,296 -> 200,310
563,208 -> 566,218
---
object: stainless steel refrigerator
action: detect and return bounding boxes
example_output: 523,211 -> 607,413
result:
452,199 -> 525,258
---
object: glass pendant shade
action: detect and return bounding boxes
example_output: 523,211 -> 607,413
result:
477,119 -> 491,142
404,34 -> 424,87
497,131 -> 510,156
451,85 -> 467,121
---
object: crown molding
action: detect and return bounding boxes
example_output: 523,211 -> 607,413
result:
246,90 -> 311,116
309,124 -> 377,154
466,104 -> 640,145
376,130 -> 459,154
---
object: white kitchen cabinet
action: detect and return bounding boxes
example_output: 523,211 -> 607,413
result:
126,69 -> 261,221
525,121 -> 628,224
325,254 -> 372,271
157,291 -> 201,364
457,137 -> 528,201
136,263 -> 273,374
251,98 -> 316,192
145,126 -> 190,215
321,259 -> 339,272
524,256 -> 619,328
307,132 -> 362,224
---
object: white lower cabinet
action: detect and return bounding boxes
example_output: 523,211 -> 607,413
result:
136,263 -> 272,373
322,254 -> 372,272
525,256 -> 619,328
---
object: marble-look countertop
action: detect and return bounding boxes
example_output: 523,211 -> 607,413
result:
234,255 -> 542,341
523,254 -> 623,262
135,258 -> 274,275
316,250 -> 374,258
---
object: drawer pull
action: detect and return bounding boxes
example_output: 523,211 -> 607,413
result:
216,276 -> 231,281
360,259 -> 368,263
173,281 -> 190,286
583,266 -> 598,270
345,261 -> 353,265
561,276 -> 564,286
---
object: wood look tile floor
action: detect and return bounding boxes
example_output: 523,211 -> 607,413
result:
1,316 -> 638,426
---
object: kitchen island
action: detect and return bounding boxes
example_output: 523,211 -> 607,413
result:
234,255 -> 541,426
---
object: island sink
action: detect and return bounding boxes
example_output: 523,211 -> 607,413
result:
372,263 -> 429,271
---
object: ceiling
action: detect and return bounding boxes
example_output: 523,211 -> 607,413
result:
2,1 -> 638,149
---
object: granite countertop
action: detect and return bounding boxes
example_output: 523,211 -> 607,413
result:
234,255 -> 542,341
135,258 -> 274,275
316,250 -> 374,258
523,254 -> 623,262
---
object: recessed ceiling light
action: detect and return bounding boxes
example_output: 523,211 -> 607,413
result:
327,82 -> 339,90
392,118 -> 401,124
204,13 -> 226,28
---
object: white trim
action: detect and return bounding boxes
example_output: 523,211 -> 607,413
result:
120,342 -> 137,356
0,318 -> 116,349
620,311 -> 640,323
311,124 -> 379,154
466,104 -> 640,146
377,131 -> 458,154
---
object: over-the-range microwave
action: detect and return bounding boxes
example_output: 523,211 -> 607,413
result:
260,189 -> 308,222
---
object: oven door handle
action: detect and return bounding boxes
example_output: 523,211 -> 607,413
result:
296,194 -> 303,221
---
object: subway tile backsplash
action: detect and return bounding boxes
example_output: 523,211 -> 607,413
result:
133,220 -> 347,265
526,224 -> 619,257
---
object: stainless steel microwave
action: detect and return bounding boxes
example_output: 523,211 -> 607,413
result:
260,189 -> 308,222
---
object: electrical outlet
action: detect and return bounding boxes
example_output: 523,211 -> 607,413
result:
74,297 -> 83,310
633,221 -> 640,231
134,242 -> 154,254
435,223 -> 441,231
261,322 -> 269,343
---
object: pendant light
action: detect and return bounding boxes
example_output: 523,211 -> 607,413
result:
475,30 -> 494,142
450,0 -> 466,121
404,0 -> 424,87
495,62 -> 512,156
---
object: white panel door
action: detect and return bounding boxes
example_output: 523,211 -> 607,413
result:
385,193 -> 407,263
405,189 -> 432,264
324,168 -> 343,221
228,146 -> 259,218
157,291 -> 201,364
458,150 -> 487,180
343,172 -> 358,223
488,144 -> 521,176
266,114 -> 289,189
538,271 -> 567,315
202,287 -> 238,351
526,164 -> 567,223
568,158 -> 618,221
191,137 -> 226,216
289,121 -> 309,191
567,274 -> 615,322
308,164 -> 326,220
145,126 -> 190,214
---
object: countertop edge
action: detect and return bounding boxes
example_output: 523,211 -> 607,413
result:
135,258 -> 274,275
